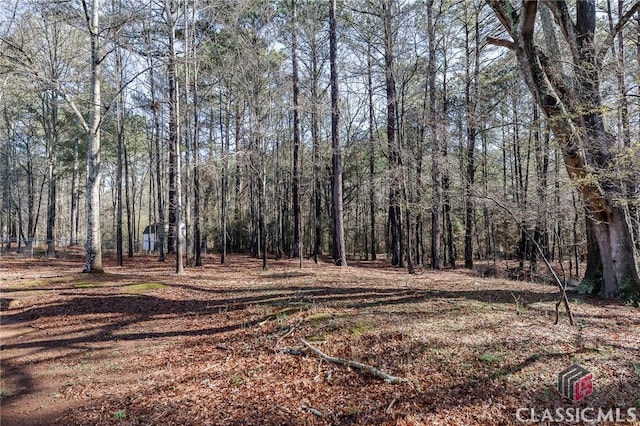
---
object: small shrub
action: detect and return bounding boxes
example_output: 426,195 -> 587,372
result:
576,280 -> 596,295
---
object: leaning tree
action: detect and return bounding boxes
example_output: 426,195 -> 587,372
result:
487,0 -> 640,298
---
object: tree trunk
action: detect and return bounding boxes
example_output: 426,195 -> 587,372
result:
383,2 -> 402,267
70,138 -> 79,246
124,138 -> 134,257
221,92 -> 229,264
311,34 -> 322,263
166,0 -> 183,274
83,0 -> 103,273
115,45 -> 125,266
427,0 -> 440,270
191,47 -> 201,265
147,49 -> 165,261
292,0 -> 302,262
329,0 -> 346,266
45,123 -> 57,258
487,0 -> 640,298
367,40 -> 377,261
463,2 -> 480,269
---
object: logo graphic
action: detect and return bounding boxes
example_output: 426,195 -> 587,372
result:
558,364 -> 593,402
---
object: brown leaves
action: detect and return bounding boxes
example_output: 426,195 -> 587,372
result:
1,254 -> 638,425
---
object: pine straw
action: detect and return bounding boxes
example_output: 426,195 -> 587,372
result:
0,254 -> 639,425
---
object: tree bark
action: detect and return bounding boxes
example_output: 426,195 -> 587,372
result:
292,0 -> 302,262
427,0 -> 440,270
82,0 -> 103,273
44,92 -> 57,258
367,39 -> 377,261
115,45 -> 125,266
329,0 -> 347,266
69,138 -> 79,246
166,0 -> 183,274
311,31 -> 322,263
383,1 -> 402,267
221,91 -> 229,264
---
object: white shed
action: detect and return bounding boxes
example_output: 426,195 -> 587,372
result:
143,223 -> 186,251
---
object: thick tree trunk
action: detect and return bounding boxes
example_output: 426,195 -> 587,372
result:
591,207 -> 638,297
487,0 -> 640,298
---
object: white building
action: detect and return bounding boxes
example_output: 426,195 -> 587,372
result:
142,223 -> 186,251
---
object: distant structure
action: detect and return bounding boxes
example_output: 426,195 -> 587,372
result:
142,223 -> 186,252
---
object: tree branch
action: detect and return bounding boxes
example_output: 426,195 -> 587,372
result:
479,194 -> 575,326
487,0 -> 516,34
300,339 -> 408,384
542,0 -> 580,65
486,36 -> 515,50
57,90 -> 89,133
596,1 -> 640,66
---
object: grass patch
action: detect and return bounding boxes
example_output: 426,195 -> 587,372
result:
0,388 -> 12,399
350,320 -> 373,336
478,352 -> 504,364
307,312 -> 334,325
74,281 -> 97,288
230,372 -> 243,386
17,280 -> 44,288
123,283 -> 167,294
16,290 -> 46,297
305,333 -> 327,342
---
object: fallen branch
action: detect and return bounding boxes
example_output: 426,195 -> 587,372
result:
300,405 -> 323,417
300,339 -> 407,384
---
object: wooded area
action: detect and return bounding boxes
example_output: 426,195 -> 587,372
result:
1,0 -> 640,302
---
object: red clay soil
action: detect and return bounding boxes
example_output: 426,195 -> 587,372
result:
1,253 -> 639,425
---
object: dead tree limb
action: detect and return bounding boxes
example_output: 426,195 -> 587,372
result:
300,339 -> 408,384
481,194 -> 575,325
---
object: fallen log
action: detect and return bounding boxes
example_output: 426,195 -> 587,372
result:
300,339 -> 407,384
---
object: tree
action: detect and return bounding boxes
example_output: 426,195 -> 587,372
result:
78,0 -> 104,273
487,0 -> 640,298
291,0 -> 302,263
165,0 -> 183,274
329,0 -> 346,266
426,0 -> 440,269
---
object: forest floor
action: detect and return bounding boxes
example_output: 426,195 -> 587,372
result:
0,252 -> 639,425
